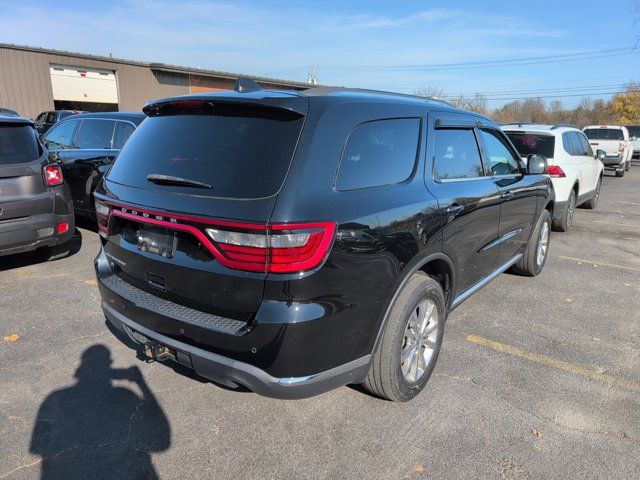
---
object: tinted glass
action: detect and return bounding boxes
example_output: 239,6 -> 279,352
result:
107,112 -> 304,199
336,118 -> 420,190
626,126 -> 640,139
576,133 -> 593,156
75,120 -> 115,149
562,132 -> 576,155
0,126 -> 40,164
43,120 -> 78,150
112,121 -> 136,149
584,128 -> 624,140
433,129 -> 484,180
58,112 -> 73,120
45,112 -> 56,123
506,132 -> 555,158
479,129 -> 520,175
569,132 -> 586,155
35,113 -> 46,123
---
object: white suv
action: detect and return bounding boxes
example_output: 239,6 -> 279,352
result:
583,125 -> 632,177
502,124 -> 604,232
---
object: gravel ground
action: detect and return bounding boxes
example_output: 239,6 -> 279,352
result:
1,166 -> 639,480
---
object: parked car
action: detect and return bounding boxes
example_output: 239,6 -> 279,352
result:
41,112 -> 145,220
583,125 -> 632,177
0,108 -> 74,259
34,110 -> 84,136
502,124 -> 604,232
626,125 -> 640,161
94,82 -> 554,402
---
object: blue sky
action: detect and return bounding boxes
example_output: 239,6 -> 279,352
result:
1,0 -> 639,108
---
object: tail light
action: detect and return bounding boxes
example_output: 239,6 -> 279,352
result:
95,197 -> 336,273
44,164 -> 63,186
206,222 -> 335,273
546,165 -> 566,178
619,142 -> 625,153
94,199 -> 111,233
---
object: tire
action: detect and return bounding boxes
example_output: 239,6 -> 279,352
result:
582,177 -> 601,210
42,241 -> 71,261
362,273 -> 446,402
615,167 -> 625,177
511,209 -> 551,277
625,160 -> 630,171
552,189 -> 575,232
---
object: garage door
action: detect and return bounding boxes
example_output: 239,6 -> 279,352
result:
49,65 -> 119,104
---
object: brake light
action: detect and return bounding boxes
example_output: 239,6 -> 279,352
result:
546,165 -> 566,178
94,199 -> 111,233
206,222 -> 335,273
619,142 -> 625,153
57,222 -> 69,234
44,164 -> 63,186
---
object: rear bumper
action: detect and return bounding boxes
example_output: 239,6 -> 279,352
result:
103,302 -> 370,399
0,212 -> 74,256
95,248 -> 371,398
601,155 -> 625,167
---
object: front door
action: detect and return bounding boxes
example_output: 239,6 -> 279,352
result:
476,127 -> 538,265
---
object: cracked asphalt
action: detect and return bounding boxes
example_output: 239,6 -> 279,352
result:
1,165 -> 639,479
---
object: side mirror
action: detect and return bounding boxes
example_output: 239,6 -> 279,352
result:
595,149 -> 606,161
526,154 -> 547,175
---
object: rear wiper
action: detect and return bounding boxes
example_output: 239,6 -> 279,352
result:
147,173 -> 212,190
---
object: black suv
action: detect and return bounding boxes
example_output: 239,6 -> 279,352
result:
41,112 -> 145,220
95,83 -> 553,401
0,109 -> 75,259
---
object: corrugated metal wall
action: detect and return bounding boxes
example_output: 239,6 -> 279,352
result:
0,46 -> 190,119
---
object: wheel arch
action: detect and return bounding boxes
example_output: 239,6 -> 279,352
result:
370,252 -> 455,355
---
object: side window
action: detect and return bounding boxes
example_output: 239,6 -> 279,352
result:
569,132 -> 584,156
35,113 -> 46,123
478,129 -> 520,175
562,132 -> 576,155
433,129 -> 484,180
74,120 -> 116,149
336,118 -> 420,190
112,122 -> 136,150
43,120 -> 79,150
45,112 -> 56,124
582,134 -> 594,156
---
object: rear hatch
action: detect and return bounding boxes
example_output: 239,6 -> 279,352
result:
583,127 -> 625,156
0,123 -> 52,222
504,131 -> 556,163
98,95 -> 308,322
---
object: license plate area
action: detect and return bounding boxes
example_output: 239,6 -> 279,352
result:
136,225 -> 177,258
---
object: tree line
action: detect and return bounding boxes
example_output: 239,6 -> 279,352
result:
414,82 -> 640,127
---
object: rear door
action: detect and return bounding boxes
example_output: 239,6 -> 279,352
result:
426,113 -> 501,295
98,99 -> 307,319
0,123 -> 51,222
477,127 -> 537,266
573,131 -> 597,194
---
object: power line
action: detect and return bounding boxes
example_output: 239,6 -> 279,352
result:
440,83 -> 628,98
469,90 -> 638,102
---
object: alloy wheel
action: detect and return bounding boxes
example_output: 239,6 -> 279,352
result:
401,299 -> 439,383
536,220 -> 550,267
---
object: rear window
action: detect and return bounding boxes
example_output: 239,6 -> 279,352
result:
505,133 -> 555,158
107,110 -> 303,199
584,128 -> 624,140
627,126 -> 640,138
0,125 -> 40,164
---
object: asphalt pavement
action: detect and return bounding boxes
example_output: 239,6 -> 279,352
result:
1,166 -> 638,479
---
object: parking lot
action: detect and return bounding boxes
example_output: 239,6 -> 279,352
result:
1,167 -> 638,479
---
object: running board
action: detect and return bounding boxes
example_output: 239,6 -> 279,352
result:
450,254 -> 523,310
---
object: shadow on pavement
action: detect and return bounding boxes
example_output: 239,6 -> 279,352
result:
30,345 -> 171,479
0,227 -> 83,271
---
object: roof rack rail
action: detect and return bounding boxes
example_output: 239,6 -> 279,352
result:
0,107 -> 19,116
233,77 -> 262,93
301,86 -> 456,107
551,123 -> 577,130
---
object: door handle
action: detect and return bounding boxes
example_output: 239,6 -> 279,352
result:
501,191 -> 514,200
446,204 -> 464,215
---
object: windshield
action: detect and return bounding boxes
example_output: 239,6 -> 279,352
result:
505,132 -> 555,158
0,125 -> 41,164
106,108 -> 304,199
583,128 -> 624,140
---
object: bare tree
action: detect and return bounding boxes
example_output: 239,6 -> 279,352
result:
413,86 -> 446,99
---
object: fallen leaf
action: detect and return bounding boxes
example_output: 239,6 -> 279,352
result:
624,283 -> 631,287
18,270 -> 33,276
3,334 -> 19,342
413,464 -> 425,474
565,298 -> 572,303
531,428 -> 541,438
621,431 -> 629,439
85,279 -> 97,286
482,439 -> 490,447
531,323 -> 542,328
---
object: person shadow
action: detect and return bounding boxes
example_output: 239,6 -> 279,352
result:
30,345 -> 171,479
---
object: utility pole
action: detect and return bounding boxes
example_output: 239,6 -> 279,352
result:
307,66 -> 318,86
